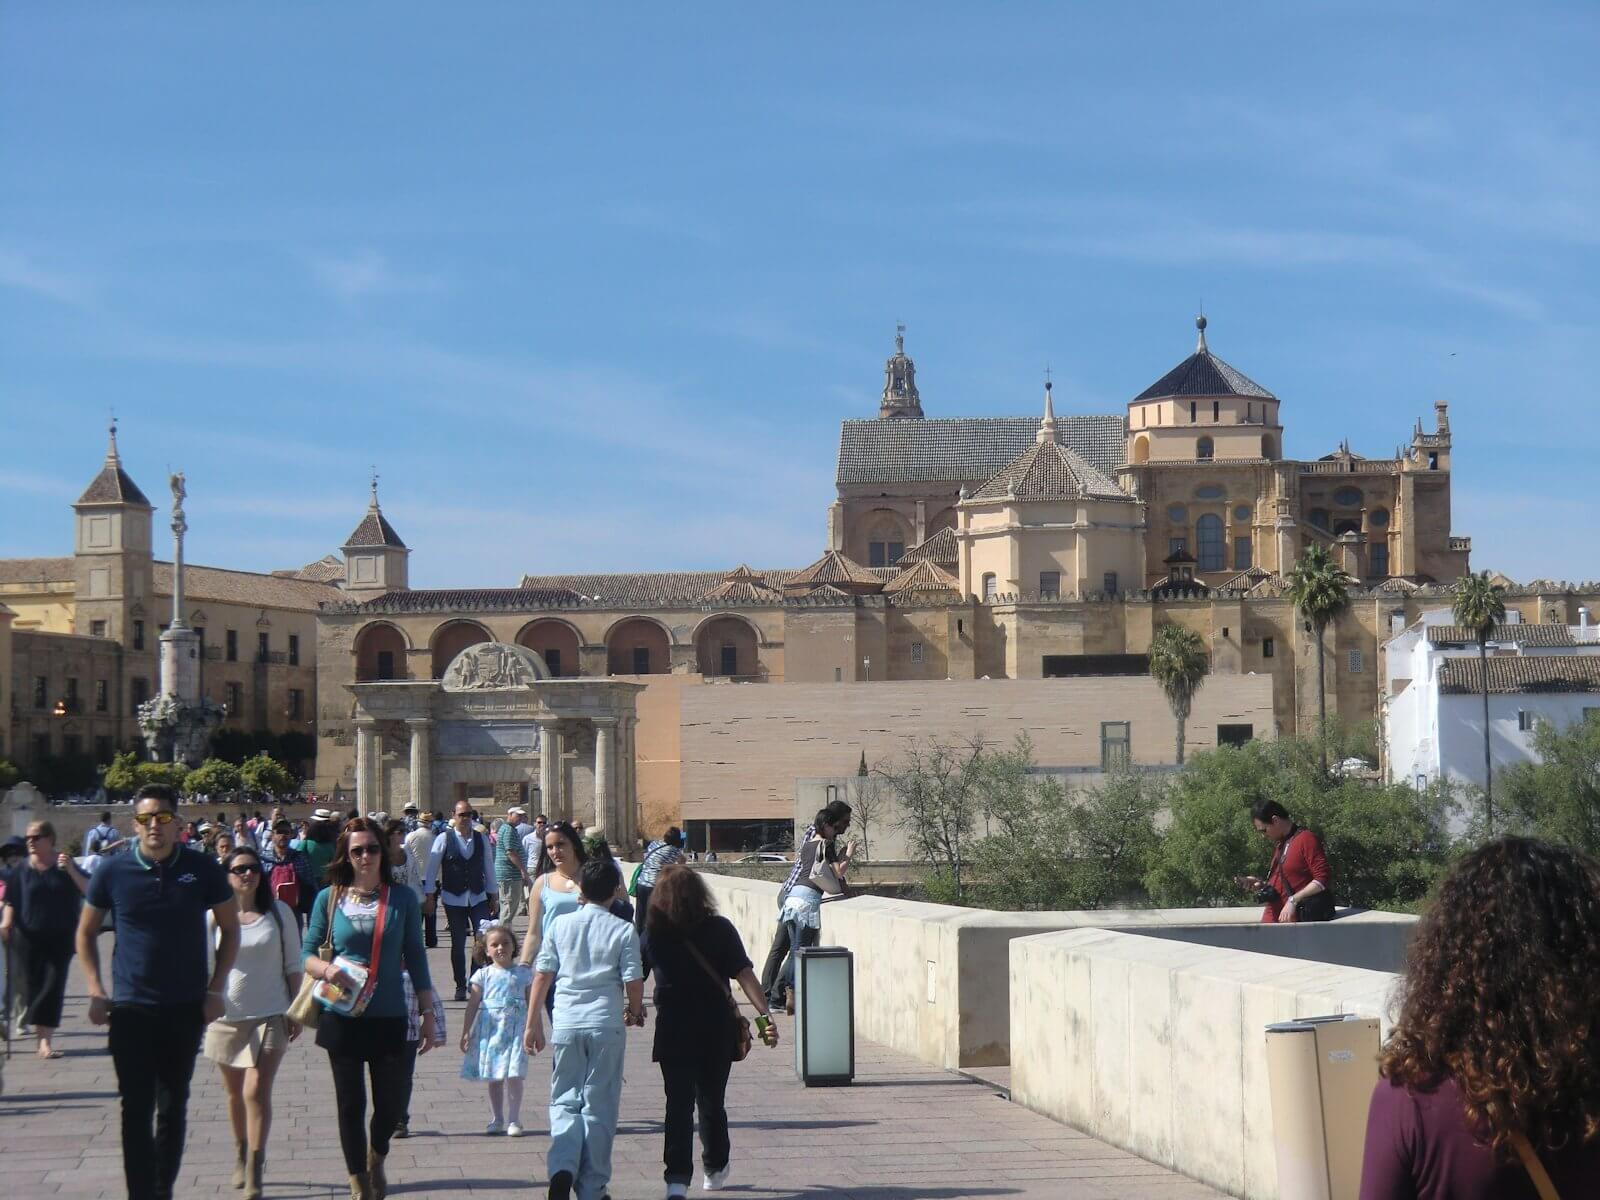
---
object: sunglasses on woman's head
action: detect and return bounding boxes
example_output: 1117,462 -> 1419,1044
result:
133,811 -> 177,827
348,844 -> 382,858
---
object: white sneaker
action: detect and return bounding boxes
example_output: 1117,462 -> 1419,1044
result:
485,1119 -> 506,1135
506,1122 -> 524,1138
666,1186 -> 688,1199
702,1166 -> 731,1191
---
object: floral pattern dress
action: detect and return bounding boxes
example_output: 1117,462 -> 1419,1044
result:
460,963 -> 533,1081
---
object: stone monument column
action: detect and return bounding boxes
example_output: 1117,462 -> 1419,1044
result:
621,715 -> 637,847
407,718 -> 431,815
592,717 -> 615,834
355,720 -> 377,810
539,720 -> 564,822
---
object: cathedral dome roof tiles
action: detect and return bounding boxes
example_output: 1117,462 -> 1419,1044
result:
1132,317 -> 1274,403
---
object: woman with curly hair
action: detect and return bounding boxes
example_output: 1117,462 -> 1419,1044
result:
1359,836 -> 1600,1198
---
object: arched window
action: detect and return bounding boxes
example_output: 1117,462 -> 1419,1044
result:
1369,507 -> 1390,528
1131,435 -> 1150,464
1197,436 -> 1214,461
1197,514 -> 1225,570
1309,508 -> 1330,531
1334,486 -> 1363,507
1262,434 -> 1276,459
982,573 -> 997,602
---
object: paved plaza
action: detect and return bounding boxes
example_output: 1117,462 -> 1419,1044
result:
0,940 -> 1223,1200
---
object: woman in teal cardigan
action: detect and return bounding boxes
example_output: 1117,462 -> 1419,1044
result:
302,818 -> 435,1200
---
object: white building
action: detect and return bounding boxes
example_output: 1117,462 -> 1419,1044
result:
1385,607 -> 1600,791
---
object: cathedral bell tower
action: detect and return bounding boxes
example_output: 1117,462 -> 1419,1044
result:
341,475 -> 409,599
878,324 -> 923,420
72,419 -> 154,645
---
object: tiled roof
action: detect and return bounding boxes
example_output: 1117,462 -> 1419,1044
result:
152,562 -> 343,611
332,587 -> 587,615
969,438 -> 1129,502
1133,348 -> 1274,403
0,556 -> 75,585
516,570 -> 796,607
785,550 -> 882,590
1216,567 -> 1284,594
1438,655 -> 1600,695
273,555 -> 347,584
344,506 -> 406,549
787,583 -> 854,605
1427,624 -> 1576,647
77,462 -> 152,506
701,566 -> 783,604
883,559 -> 960,596
836,415 -> 1125,485
899,526 -> 958,565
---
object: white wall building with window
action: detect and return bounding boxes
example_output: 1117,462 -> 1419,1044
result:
1384,608 -> 1600,792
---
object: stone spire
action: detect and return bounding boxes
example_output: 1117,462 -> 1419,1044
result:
878,323 -> 924,420
1195,313 -> 1208,353
76,415 -> 152,507
1036,378 -> 1059,444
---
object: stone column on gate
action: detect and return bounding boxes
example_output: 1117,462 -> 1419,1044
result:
355,720 -> 377,810
592,717 -> 615,835
539,720 -> 563,822
407,718 -> 431,815
620,714 -> 637,847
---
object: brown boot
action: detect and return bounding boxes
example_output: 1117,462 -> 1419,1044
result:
232,1141 -> 248,1190
348,1172 -> 370,1200
367,1147 -> 387,1200
243,1150 -> 264,1200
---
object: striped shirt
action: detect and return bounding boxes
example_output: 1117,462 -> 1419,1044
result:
636,839 -> 686,889
776,824 -> 818,907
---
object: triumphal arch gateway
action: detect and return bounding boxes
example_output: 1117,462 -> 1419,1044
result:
348,641 -> 642,844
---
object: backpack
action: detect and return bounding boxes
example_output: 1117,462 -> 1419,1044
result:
269,861 -> 301,910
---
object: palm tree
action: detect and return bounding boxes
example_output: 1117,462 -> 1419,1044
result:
1284,544 -> 1353,774
1452,571 -> 1507,832
1149,623 -> 1208,766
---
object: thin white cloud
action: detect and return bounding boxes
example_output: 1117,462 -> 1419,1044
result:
0,247 -> 94,306
0,468 -> 77,498
306,249 -> 443,302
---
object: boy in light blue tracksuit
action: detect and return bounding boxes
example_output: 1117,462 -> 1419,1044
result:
525,854 -> 644,1200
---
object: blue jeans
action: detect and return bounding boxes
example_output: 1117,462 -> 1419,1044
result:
771,917 -> 818,1006
548,1027 -> 626,1200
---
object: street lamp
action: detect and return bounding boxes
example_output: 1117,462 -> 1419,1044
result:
794,945 -> 855,1086
862,656 -> 871,682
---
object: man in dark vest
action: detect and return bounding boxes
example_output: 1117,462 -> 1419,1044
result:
423,799 -> 500,1000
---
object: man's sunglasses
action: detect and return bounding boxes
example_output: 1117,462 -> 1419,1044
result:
24,833 -> 49,842
228,865 -> 260,877
348,844 -> 383,858
133,811 -> 177,827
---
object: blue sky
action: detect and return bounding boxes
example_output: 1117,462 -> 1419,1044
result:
3,2 -> 1596,587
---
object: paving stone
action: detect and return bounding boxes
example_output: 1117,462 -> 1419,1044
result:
0,939 -> 1225,1199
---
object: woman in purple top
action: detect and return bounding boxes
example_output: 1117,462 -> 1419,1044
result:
1359,837 -> 1600,1199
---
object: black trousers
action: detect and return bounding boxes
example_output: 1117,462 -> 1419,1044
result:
109,1002 -> 206,1200
319,1014 -> 411,1175
660,1054 -> 733,1184
396,1040 -> 420,1125
757,920 -> 788,997
423,902 -> 438,949
634,884 -> 654,977
444,900 -> 491,990
19,928 -> 74,1027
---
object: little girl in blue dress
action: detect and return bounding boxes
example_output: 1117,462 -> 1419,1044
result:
460,923 -> 535,1135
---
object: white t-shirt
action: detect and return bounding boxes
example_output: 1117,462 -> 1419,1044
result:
208,901 -> 301,1022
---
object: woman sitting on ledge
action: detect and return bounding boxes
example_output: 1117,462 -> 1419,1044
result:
1359,836 -> 1600,1199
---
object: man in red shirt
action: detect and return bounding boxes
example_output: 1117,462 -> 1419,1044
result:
1237,800 -> 1333,922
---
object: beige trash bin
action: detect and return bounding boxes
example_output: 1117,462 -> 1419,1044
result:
1265,1014 -> 1381,1200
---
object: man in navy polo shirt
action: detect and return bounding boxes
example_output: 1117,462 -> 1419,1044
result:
77,784 -> 239,1200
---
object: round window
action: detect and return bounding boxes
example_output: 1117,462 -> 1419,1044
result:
1334,486 -> 1363,507
1233,504 -> 1252,522
1167,504 -> 1188,523
1194,484 -> 1224,500
1369,507 -> 1390,528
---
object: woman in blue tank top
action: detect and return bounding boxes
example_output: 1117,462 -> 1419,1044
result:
517,821 -> 585,970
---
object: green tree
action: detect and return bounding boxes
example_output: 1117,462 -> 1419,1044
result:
1451,571 -> 1508,833
1284,544 -> 1353,773
136,760 -> 190,791
880,735 -> 986,903
1499,715 -> 1600,855
103,750 -> 143,795
182,757 -> 241,798
1148,623 -> 1209,766
0,758 -> 19,791
1145,737 -> 1459,911
239,752 -> 295,798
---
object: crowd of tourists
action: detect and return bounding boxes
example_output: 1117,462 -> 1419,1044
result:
4,784 -> 1598,1200
2,788 -> 789,1200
